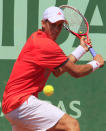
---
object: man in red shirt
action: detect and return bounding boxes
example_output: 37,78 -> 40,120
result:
2,6 -> 104,131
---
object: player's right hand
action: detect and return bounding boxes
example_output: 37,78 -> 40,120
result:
93,54 -> 104,68
80,36 -> 92,52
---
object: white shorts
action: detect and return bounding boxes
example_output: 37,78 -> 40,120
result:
5,95 -> 65,131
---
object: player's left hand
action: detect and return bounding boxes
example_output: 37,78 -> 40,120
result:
80,36 -> 92,52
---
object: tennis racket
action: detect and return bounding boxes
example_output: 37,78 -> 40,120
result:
59,5 -> 96,57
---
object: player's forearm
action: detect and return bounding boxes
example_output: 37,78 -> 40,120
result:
67,63 -> 93,78
53,61 -> 92,78
68,54 -> 77,63
53,45 -> 87,77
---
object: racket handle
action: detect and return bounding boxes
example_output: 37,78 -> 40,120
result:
89,47 -> 96,57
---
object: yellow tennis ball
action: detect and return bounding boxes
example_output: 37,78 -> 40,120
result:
79,31 -> 82,34
43,85 -> 54,96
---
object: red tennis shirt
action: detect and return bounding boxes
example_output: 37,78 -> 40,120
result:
2,30 -> 68,114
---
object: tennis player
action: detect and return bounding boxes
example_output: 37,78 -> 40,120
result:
2,6 -> 104,131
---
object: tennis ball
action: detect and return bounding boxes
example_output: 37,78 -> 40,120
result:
79,31 -> 82,34
43,85 -> 54,96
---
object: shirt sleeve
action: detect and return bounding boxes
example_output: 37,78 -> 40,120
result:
33,38 -> 68,71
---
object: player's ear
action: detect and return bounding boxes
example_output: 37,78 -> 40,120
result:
41,20 -> 46,28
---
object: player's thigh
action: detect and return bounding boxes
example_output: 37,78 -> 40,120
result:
47,114 -> 80,131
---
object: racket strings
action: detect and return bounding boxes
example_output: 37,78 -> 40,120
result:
63,8 -> 87,34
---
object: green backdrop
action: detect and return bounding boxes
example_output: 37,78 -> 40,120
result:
0,0 -> 106,131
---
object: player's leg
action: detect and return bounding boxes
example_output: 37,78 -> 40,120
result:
47,114 -> 80,131
12,125 -> 32,131
5,95 -> 80,131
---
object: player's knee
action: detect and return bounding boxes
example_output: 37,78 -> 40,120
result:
64,115 -> 80,131
69,119 -> 80,131
47,114 -> 80,131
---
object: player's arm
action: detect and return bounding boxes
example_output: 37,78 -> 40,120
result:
53,54 -> 104,78
53,37 -> 88,77
52,54 -> 77,77
53,58 -> 92,78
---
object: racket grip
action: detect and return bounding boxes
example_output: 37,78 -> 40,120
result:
89,47 -> 96,57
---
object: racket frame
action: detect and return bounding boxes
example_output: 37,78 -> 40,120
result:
60,5 -> 96,57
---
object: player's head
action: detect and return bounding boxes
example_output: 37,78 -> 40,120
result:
42,6 -> 66,40
42,6 -> 65,23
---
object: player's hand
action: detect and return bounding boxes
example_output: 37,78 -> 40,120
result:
93,54 -> 104,68
80,36 -> 92,52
